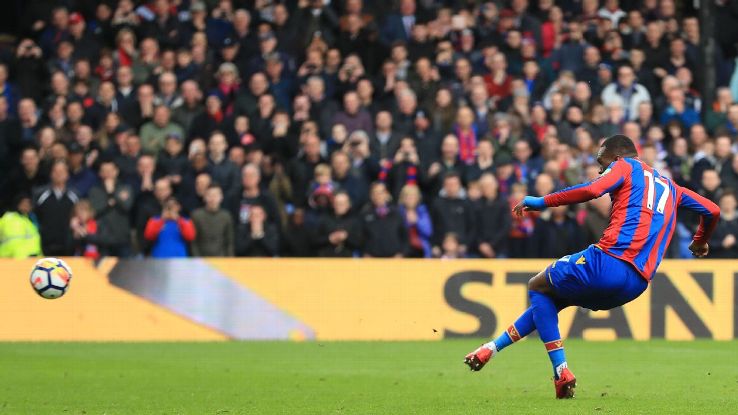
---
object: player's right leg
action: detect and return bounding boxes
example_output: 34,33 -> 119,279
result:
527,265 -> 577,398
462,295 -> 537,371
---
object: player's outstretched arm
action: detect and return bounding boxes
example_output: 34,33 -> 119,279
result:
513,160 -> 629,217
544,160 -> 629,208
678,186 -> 721,258
512,195 -> 546,217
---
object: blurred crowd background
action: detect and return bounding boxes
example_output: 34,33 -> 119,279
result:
0,0 -> 737,260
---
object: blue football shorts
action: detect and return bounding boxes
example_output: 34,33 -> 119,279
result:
545,245 -> 648,311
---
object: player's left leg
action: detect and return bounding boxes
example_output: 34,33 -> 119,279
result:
465,250 -> 591,398
463,269 -> 570,371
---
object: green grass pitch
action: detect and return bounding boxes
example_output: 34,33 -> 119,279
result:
1,340 -> 736,414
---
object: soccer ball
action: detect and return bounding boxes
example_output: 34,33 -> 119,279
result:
30,257 -> 73,299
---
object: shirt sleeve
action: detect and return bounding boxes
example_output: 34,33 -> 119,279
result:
677,186 -> 721,245
543,159 -> 629,207
177,218 -> 197,242
143,217 -> 165,241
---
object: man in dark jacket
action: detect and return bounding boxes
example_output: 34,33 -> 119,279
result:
315,192 -> 362,257
4,147 -> 48,211
709,192 -> 738,259
370,110 -> 402,161
475,173 -> 511,258
533,205 -> 585,258
88,160 -> 134,257
227,163 -> 281,228
67,142 -> 97,198
431,171 -> 475,254
281,208 -> 315,257
331,150 -> 369,208
235,204 -> 279,257
207,131 -> 240,196
156,134 -> 188,183
34,160 -> 79,256
362,182 -> 407,257
288,134 -> 326,208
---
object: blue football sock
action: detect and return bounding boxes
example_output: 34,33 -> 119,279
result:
529,290 -> 567,378
487,307 -> 536,352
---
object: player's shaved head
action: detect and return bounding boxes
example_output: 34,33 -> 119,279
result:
602,134 -> 638,158
596,134 -> 638,173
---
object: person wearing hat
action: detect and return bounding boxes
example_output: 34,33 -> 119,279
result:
218,36 -> 243,72
0,194 -> 42,258
246,30 -> 295,76
68,12 -> 101,62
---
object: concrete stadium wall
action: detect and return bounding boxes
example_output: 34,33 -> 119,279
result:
1,258 -> 736,341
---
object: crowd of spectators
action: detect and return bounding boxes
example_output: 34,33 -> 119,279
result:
1,0 -> 738,259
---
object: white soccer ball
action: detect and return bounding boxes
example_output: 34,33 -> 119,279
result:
30,258 -> 73,299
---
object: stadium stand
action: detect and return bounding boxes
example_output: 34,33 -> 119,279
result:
0,0 -> 737,259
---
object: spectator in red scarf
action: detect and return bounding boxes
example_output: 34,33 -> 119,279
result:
454,106 -> 478,165
189,93 -> 231,142
214,62 -> 240,115
529,103 -> 551,143
385,137 -> 421,198
507,182 -> 537,258
398,184 -> 433,258
114,28 -> 136,67
484,52 -> 513,108
70,200 -> 99,259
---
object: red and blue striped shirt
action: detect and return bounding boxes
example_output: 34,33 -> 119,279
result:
543,158 -> 720,280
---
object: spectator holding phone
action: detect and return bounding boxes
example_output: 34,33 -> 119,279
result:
143,196 -> 196,258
